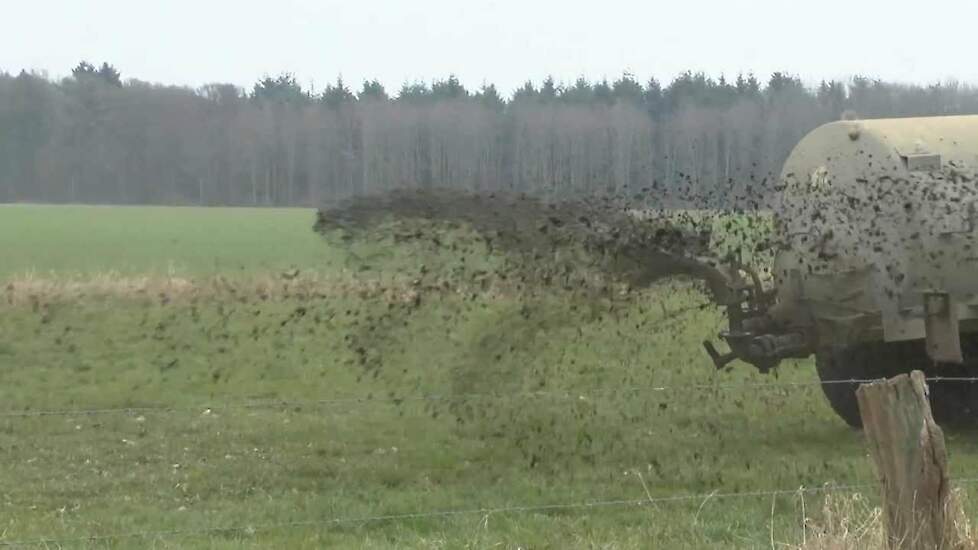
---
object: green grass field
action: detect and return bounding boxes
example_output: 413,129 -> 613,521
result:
0,205 -> 329,278
0,204 -> 974,548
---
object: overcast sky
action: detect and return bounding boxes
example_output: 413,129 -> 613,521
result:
4,0 -> 976,95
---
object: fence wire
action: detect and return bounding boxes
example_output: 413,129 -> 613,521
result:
2,376 -> 977,419
5,275 -> 975,545
0,482 -> 886,547
7,479 -> 978,547
2,373 -> 977,545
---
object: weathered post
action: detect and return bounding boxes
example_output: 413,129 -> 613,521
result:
856,370 -> 952,550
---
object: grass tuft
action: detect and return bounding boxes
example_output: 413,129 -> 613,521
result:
798,490 -> 977,550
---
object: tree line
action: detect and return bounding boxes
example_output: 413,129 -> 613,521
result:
3,62 -> 978,207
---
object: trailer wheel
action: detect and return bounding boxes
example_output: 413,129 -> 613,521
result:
814,343 -> 905,428
815,340 -> 978,428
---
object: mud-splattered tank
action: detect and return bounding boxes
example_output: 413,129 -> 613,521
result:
706,115 -> 978,426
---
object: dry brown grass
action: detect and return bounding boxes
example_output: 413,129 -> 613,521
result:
797,490 -> 976,550
1,271 -> 429,306
1,266 -> 644,307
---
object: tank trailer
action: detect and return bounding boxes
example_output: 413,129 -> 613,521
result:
703,115 -> 978,426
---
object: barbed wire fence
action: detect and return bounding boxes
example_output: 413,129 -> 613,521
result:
2,298 -> 977,547
3,374 -> 978,547
0,484 -> 902,547
2,376 -> 977,419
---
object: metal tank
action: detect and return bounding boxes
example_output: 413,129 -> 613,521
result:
703,115 -> 978,426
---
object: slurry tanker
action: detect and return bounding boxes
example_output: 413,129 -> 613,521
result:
704,115 -> 978,426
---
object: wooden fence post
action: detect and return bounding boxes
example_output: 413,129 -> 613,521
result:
856,370 -> 952,550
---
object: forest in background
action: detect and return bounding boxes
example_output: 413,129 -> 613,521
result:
4,62 -> 978,207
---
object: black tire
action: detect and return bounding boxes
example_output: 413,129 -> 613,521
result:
815,343 -> 905,428
815,340 -> 978,428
